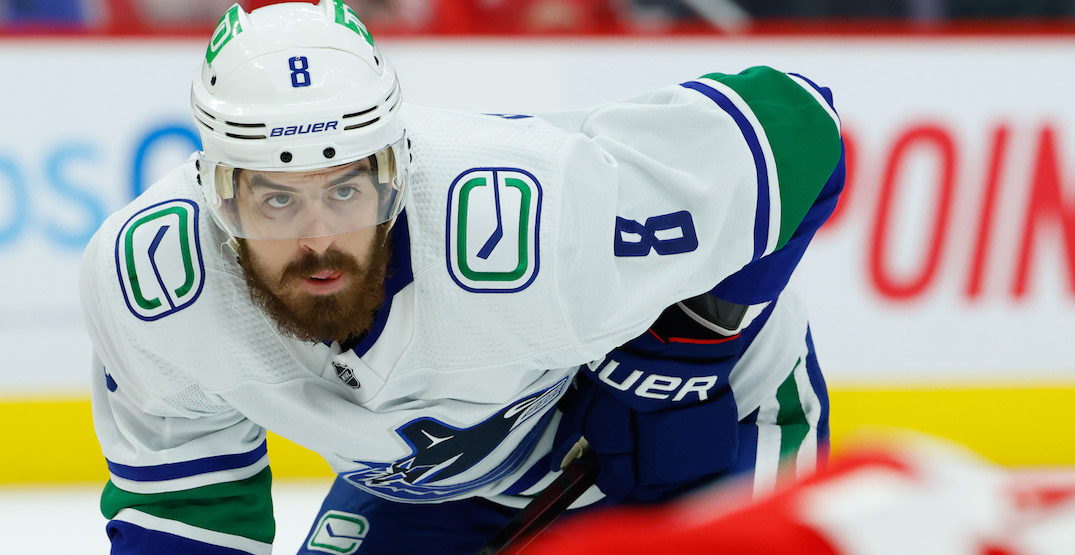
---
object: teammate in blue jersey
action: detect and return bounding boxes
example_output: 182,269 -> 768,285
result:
80,1 -> 844,553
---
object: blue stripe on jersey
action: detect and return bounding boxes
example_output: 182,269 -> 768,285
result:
106,521 -> 253,555
708,144 -> 845,305
106,441 -> 267,482
351,210 -> 415,357
681,80 -> 770,261
500,451 -> 554,496
804,327 -> 830,448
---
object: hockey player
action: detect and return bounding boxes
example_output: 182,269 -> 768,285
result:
79,1 -> 844,553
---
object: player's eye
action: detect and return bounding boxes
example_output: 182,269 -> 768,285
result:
265,193 -> 293,209
331,186 -> 357,201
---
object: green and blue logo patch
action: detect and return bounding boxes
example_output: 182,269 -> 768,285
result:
307,510 -> 370,554
446,168 -> 542,293
115,199 -> 205,321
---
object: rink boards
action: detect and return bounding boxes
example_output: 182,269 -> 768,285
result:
4,384 -> 1072,485
2,37 -> 1074,483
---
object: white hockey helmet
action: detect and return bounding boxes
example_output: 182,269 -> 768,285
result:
191,0 -> 407,240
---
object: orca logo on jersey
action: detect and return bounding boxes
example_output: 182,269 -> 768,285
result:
446,167 -> 542,293
341,377 -> 568,502
115,199 -> 206,321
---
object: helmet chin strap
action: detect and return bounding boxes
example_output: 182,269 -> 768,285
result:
382,219 -> 398,246
226,236 -> 240,254
219,237 -> 243,278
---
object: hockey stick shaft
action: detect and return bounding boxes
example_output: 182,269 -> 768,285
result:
475,442 -> 599,555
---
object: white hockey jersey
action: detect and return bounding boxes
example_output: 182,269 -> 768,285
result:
80,67 -> 843,552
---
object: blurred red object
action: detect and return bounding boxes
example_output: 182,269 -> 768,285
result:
438,0 -> 623,34
518,435 -> 1075,555
324,0 -> 626,34
147,0 -> 625,34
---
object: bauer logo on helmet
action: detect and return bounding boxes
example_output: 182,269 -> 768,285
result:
270,121 -> 340,138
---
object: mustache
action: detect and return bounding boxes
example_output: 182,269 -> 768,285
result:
278,248 -> 363,285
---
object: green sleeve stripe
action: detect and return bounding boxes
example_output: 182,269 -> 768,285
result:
102,466 -> 275,544
776,358 -> 810,478
701,67 -> 842,251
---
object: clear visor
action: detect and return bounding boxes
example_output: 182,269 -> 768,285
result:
200,139 -> 406,240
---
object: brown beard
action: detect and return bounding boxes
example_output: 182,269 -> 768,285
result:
236,226 -> 391,345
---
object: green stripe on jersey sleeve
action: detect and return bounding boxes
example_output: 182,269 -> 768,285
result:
775,358 -> 810,462
101,466 -> 275,544
701,66 -> 842,251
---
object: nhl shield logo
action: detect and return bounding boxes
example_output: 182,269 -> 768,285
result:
334,362 -> 361,388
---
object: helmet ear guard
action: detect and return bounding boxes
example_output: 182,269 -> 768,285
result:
374,147 -> 394,187
215,166 -> 236,201
191,0 -> 409,240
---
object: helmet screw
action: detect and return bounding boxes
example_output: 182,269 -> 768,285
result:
323,147 -> 336,159
280,152 -> 293,163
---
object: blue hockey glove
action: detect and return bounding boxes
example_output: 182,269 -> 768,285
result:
552,331 -> 741,504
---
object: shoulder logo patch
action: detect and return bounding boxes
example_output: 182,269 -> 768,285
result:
446,167 -> 542,293
115,199 -> 205,321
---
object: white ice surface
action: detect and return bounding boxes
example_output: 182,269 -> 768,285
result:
0,479 -> 334,554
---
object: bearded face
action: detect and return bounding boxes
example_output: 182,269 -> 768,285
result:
225,157 -> 397,345
236,224 -> 391,345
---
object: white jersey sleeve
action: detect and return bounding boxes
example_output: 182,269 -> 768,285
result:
546,67 -> 842,359
79,199 -> 276,554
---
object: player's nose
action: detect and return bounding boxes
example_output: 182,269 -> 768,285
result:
297,222 -> 335,254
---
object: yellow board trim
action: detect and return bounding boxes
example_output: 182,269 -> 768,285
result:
3,384 -> 1074,484
827,384 -> 1075,466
